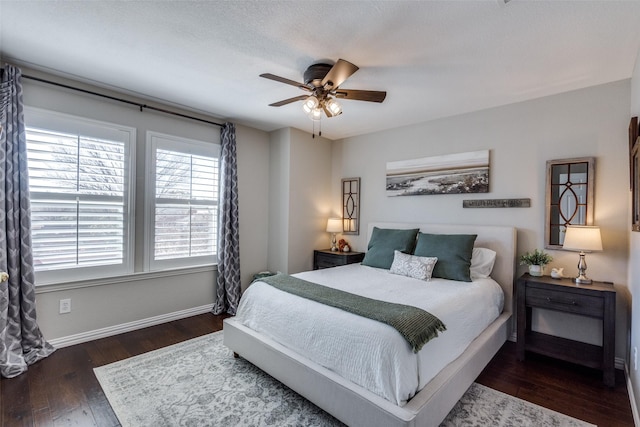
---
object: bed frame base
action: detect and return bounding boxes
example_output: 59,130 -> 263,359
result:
224,312 -> 510,427
224,223 -> 516,426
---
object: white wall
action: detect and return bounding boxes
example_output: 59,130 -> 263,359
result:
332,80 -> 631,360
267,128 -> 291,274
288,128 -> 334,273
267,127 -> 333,275
236,124 -> 271,290
628,47 -> 640,421
21,69 -> 270,341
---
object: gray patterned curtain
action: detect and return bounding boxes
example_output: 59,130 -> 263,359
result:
213,122 -> 241,315
0,64 -> 55,378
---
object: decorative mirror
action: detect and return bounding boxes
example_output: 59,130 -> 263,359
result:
341,177 -> 360,235
630,117 -> 640,231
632,143 -> 640,231
545,157 -> 595,249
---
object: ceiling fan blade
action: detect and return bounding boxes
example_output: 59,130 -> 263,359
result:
334,89 -> 387,103
268,95 -> 308,107
321,59 -> 359,90
260,73 -> 311,91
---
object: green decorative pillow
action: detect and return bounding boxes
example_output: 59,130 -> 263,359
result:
413,233 -> 477,282
361,227 -> 420,269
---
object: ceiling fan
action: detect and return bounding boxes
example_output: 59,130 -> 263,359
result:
260,59 -> 386,121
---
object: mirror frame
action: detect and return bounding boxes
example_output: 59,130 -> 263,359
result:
341,177 -> 360,235
544,157 -> 595,249
632,139 -> 640,231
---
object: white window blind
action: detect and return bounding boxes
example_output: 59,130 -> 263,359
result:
25,108 -> 134,284
147,132 -> 219,270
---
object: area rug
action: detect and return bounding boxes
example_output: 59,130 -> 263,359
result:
94,331 -> 595,427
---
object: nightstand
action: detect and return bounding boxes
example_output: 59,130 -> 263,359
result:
516,273 -> 616,386
313,249 -> 365,270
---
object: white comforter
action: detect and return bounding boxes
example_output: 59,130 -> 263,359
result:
234,263 -> 504,406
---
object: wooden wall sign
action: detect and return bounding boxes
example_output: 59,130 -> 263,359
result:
463,198 -> 531,208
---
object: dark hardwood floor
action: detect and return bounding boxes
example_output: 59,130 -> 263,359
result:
477,341 -> 633,427
1,313 -> 634,426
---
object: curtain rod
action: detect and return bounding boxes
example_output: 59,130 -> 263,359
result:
22,74 -> 224,128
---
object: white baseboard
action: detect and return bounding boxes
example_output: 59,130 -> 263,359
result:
48,304 -> 214,349
626,363 -> 640,427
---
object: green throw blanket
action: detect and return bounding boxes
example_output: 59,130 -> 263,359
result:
259,274 -> 446,353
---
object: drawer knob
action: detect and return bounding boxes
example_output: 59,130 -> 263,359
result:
547,297 -> 577,306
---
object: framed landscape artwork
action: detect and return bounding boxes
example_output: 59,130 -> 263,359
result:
386,150 -> 489,197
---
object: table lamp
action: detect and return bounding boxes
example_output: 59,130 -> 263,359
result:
326,218 -> 343,251
562,225 -> 603,284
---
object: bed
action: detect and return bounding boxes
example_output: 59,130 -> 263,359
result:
223,223 -> 516,427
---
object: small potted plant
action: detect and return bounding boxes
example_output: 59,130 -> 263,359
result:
519,249 -> 553,277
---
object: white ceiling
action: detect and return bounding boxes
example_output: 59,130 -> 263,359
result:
2,1 -> 640,140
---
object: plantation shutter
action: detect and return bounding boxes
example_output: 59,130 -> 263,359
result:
26,128 -> 128,271
152,147 -> 219,263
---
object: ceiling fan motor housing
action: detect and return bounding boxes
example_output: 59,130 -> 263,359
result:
304,63 -> 332,87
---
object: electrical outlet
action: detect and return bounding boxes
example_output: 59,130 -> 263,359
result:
634,347 -> 638,371
59,298 -> 71,314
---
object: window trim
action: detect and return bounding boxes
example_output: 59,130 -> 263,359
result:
34,264 -> 217,294
25,107 -> 136,286
144,131 -> 220,272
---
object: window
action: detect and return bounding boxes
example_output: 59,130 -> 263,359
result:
25,108 -> 135,284
24,109 -> 218,285
146,132 -> 219,270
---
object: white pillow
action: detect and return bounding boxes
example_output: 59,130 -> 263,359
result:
389,250 -> 438,281
470,247 -> 497,279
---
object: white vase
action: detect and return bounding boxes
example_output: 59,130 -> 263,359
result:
528,265 -> 543,277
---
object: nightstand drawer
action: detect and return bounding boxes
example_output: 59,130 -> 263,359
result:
316,253 -> 343,269
313,250 -> 365,270
526,286 -> 603,317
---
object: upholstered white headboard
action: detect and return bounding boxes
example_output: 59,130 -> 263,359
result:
367,222 -> 517,317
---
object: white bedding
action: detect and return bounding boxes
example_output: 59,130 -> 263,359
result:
234,263 -> 504,406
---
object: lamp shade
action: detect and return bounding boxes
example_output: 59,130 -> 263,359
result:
326,218 -> 343,233
562,225 -> 603,252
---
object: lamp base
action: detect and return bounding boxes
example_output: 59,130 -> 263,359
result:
330,233 -> 338,251
574,275 -> 592,285
573,251 -> 592,284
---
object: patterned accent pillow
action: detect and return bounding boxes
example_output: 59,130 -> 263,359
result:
389,250 -> 438,281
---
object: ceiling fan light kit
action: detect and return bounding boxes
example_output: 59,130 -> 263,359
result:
261,58 -> 386,137
307,106 -> 323,121
302,96 -> 319,114
325,98 -> 342,117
